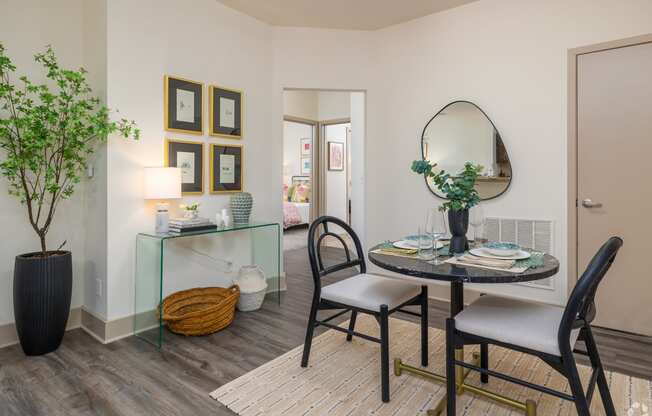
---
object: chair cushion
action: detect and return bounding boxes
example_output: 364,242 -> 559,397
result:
455,295 -> 580,356
321,273 -> 421,312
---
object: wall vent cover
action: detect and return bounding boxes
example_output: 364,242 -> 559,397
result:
484,217 -> 554,290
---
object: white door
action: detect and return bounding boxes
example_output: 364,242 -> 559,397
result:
577,41 -> 652,336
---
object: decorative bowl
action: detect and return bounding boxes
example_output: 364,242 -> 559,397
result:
484,241 -> 520,257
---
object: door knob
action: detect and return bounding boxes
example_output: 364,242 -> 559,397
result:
582,199 -> 603,208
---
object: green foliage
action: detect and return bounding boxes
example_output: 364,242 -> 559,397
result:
0,44 -> 139,253
411,160 -> 483,212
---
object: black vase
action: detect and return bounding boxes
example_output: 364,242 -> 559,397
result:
448,209 -> 469,254
13,251 -> 72,356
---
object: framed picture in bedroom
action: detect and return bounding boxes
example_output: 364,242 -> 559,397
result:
300,157 -> 312,175
300,138 -> 312,157
164,75 -> 203,135
209,85 -> 243,139
210,144 -> 243,193
328,141 -> 344,171
164,139 -> 204,195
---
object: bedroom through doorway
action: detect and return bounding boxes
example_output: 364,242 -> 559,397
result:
282,89 -> 366,252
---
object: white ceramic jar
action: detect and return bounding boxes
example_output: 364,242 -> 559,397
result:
234,265 -> 267,311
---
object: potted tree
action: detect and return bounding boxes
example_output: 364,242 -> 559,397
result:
0,44 -> 138,355
411,160 -> 482,254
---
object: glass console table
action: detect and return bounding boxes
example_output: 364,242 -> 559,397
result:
134,221 -> 281,348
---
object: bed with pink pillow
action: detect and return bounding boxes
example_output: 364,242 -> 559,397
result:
283,177 -> 311,229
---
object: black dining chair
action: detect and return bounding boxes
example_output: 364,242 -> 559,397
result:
445,237 -> 623,416
301,216 -> 429,403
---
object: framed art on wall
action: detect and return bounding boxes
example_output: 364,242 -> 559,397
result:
164,75 -> 203,135
300,157 -> 311,175
209,85 -> 243,139
300,138 -> 312,157
164,139 -> 204,195
210,144 -> 243,193
328,141 -> 344,171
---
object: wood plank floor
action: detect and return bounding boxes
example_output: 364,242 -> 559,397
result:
0,247 -> 650,415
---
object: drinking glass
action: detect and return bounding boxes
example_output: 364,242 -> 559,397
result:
426,207 -> 447,265
470,204 -> 486,248
416,226 -> 432,260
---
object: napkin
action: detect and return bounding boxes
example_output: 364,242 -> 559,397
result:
377,247 -> 417,255
457,254 -> 516,269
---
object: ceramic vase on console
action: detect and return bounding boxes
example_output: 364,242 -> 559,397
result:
230,192 -> 253,224
448,209 -> 469,254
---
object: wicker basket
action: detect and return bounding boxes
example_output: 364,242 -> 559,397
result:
161,286 -> 239,336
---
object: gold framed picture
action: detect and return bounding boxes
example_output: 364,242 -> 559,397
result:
164,75 -> 203,135
164,139 -> 204,195
210,143 -> 243,193
209,85 -> 243,139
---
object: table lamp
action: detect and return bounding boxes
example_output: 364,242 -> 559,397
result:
144,167 -> 182,234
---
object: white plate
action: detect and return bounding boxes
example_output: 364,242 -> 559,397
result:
469,247 -> 531,260
393,240 -> 446,250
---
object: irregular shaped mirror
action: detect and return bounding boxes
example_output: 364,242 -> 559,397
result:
421,101 -> 511,200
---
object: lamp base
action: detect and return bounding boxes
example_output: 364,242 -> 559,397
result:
155,202 -> 170,234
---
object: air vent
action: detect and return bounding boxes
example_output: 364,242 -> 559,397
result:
484,217 -> 554,290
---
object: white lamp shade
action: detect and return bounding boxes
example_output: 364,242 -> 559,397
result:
144,167 -> 182,199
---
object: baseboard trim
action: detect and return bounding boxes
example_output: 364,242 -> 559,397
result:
0,307 -> 82,349
80,308 -> 136,344
0,275 -> 289,348
80,275 -> 288,345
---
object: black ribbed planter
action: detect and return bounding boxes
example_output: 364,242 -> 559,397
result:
448,209 -> 469,254
13,251 -> 72,356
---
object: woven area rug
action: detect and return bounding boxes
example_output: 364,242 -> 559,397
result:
210,316 -> 651,415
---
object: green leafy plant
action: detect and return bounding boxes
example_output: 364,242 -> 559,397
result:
411,160 -> 483,211
180,203 -> 200,212
0,44 -> 139,255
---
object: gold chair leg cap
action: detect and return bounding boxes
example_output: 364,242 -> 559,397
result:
393,358 -> 402,376
525,399 -> 537,416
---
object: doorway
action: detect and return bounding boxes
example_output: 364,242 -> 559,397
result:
281,89 -> 365,252
282,116 -> 317,250
568,34 -> 652,336
322,119 -> 352,225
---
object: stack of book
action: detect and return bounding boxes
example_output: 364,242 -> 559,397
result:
168,217 -> 217,235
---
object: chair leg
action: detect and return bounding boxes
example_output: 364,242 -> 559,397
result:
446,318 -> 457,415
301,299 -> 319,368
380,305 -> 390,403
420,286 -> 429,367
584,327 -> 616,415
480,343 -> 489,383
346,310 -> 357,341
563,356 -> 591,416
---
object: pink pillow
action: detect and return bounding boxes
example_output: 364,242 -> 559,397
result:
293,184 -> 310,202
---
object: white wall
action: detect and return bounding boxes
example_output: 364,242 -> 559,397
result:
104,0 -> 276,320
349,92 -> 366,238
318,91 -> 351,121
81,0 -> 109,318
272,0 -> 652,306
0,0 -> 90,325
4,0 -> 651,328
324,123 -> 349,222
284,90 -> 319,120
372,0 -> 652,305
283,120 -> 313,184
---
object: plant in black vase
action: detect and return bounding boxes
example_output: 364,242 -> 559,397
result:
411,160 -> 483,254
0,44 -> 138,355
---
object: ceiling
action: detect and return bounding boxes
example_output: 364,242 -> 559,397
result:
216,0 -> 480,30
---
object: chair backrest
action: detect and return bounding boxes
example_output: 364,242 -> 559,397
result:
558,236 -> 623,353
307,216 -> 366,291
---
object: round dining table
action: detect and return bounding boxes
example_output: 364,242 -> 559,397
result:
367,244 -> 560,416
